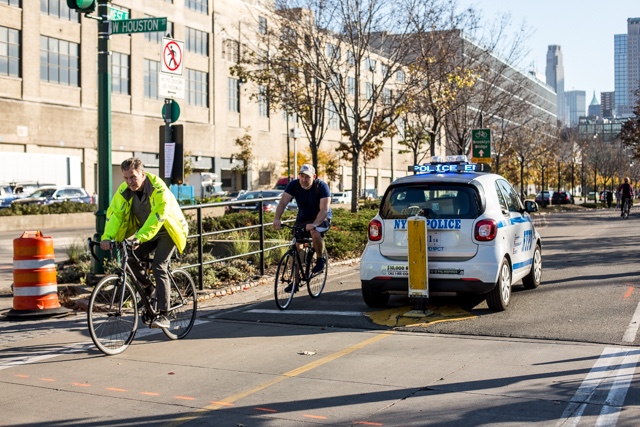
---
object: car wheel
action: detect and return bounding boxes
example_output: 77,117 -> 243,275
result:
486,258 -> 511,311
522,244 -> 542,289
362,286 -> 390,308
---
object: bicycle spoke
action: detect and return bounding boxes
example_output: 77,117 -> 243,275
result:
275,251 -> 296,310
87,275 -> 138,356
163,269 -> 197,340
307,248 -> 328,298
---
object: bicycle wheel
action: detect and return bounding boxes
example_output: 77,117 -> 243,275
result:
87,275 -> 138,356
163,269 -> 198,340
307,248 -> 328,298
623,200 -> 630,219
274,251 -> 297,310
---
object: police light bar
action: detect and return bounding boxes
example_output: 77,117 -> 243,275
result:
408,155 -> 491,174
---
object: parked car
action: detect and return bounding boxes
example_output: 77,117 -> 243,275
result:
534,191 -> 551,207
11,181 -> 56,198
274,177 -> 291,190
331,191 -> 352,204
360,155 -> 542,311
224,190 -> 246,201
552,191 -> 574,204
225,190 -> 297,214
0,184 -> 16,208
10,186 -> 93,206
599,190 -> 614,203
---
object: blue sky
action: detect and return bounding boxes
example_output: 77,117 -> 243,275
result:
459,0 -> 639,101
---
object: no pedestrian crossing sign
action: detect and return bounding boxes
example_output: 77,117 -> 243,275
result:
162,38 -> 184,76
472,128 -> 491,162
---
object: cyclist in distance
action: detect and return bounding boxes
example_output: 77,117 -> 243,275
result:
274,164 -> 332,274
100,157 -> 189,329
617,177 -> 634,217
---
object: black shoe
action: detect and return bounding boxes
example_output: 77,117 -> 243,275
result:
312,257 -> 326,274
284,282 -> 299,293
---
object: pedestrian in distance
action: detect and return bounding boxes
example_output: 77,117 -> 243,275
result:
100,157 -> 189,329
606,190 -> 613,208
273,164 -> 332,274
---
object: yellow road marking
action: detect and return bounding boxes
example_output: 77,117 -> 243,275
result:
162,331 -> 395,427
366,305 -> 476,327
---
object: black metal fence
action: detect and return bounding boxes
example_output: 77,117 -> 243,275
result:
179,196 -> 293,290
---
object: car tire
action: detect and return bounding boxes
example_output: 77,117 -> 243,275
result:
486,258 -> 511,311
362,286 -> 390,308
522,244 -> 542,289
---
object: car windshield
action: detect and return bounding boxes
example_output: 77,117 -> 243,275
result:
29,189 -> 56,198
380,184 -> 480,220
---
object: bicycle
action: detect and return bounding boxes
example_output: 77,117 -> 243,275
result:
87,239 -> 197,356
622,197 -> 631,219
274,224 -> 328,310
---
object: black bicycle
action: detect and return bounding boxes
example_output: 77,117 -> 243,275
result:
623,197 -> 631,219
87,239 -> 197,356
274,224 -> 328,310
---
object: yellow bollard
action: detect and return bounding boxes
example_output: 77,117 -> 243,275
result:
405,215 -> 433,317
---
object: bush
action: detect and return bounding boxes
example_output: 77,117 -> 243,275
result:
0,202 -> 96,216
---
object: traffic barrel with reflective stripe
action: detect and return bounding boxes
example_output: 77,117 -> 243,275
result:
6,231 -> 70,319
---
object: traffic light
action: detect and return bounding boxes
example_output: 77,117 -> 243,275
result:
66,0 -> 96,13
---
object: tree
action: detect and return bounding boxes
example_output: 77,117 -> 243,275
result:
231,128 -> 253,174
620,95 -> 640,157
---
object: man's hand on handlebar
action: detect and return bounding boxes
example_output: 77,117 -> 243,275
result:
99,240 -> 112,251
274,218 -> 282,230
128,238 -> 140,250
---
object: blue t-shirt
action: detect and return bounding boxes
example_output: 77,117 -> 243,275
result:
284,179 -> 333,223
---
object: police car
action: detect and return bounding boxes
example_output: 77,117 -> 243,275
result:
360,156 -> 542,311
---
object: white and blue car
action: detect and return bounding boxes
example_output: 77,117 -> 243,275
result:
360,156 -> 542,311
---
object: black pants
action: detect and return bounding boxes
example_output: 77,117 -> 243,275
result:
127,230 -> 176,313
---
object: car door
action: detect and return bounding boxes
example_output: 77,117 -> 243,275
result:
496,180 -> 534,279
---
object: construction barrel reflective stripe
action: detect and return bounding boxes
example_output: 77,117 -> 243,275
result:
12,231 -> 62,312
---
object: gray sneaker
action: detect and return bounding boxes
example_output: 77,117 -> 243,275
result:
151,315 -> 170,329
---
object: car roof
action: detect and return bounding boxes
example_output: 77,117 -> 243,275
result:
390,171 -> 500,187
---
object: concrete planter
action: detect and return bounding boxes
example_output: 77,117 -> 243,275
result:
0,212 -> 95,232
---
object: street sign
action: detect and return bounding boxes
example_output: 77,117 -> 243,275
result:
109,6 -> 128,21
159,73 -> 185,99
112,17 -> 167,35
472,128 -> 491,161
162,100 -> 181,123
161,38 -> 184,75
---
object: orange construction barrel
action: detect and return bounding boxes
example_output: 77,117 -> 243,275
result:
6,231 -> 70,319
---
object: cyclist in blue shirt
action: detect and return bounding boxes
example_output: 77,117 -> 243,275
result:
274,164 -> 332,273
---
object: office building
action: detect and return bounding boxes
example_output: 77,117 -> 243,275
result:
545,45 -> 565,124
614,18 -> 640,117
600,91 -> 614,118
565,90 -> 586,126
587,91 -> 601,118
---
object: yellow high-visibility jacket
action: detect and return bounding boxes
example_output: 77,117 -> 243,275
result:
101,172 -> 189,252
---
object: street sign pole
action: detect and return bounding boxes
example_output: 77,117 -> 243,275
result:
94,0 -> 112,273
163,99 -> 173,186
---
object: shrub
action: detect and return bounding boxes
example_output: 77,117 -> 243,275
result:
0,202 -> 96,216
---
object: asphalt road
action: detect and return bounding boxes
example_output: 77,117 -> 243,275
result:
1,208 -> 639,426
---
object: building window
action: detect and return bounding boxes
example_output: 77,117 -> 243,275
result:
347,76 -> 356,96
365,82 -> 373,99
223,39 -> 239,62
382,87 -> 391,104
144,59 -> 159,99
381,63 -> 388,75
346,50 -> 355,66
0,26 -> 20,77
187,69 -> 208,107
145,19 -> 173,43
40,36 -> 79,86
228,78 -> 239,112
41,0 -> 80,22
258,85 -> 269,117
259,16 -> 267,34
1,0 -> 20,6
111,52 -> 130,95
185,0 -> 208,14
365,58 -> 376,73
328,102 -> 339,129
186,27 -> 208,56
396,69 -> 405,82
326,43 -> 340,59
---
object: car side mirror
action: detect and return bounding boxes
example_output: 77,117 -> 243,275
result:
525,200 -> 538,213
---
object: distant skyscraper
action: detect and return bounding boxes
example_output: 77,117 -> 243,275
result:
588,91 -> 601,117
628,18 -> 640,113
565,90 -> 586,126
601,91 -> 614,118
545,45 -> 565,124
614,18 -> 640,117
614,34 -> 628,116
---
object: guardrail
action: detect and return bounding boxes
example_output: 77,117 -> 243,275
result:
180,196 -> 294,290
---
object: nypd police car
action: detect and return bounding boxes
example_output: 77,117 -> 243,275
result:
360,156 -> 542,311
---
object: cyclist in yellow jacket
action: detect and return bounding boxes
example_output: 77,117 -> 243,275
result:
100,157 -> 189,329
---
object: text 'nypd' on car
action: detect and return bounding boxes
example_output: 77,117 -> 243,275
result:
360,155 -> 542,311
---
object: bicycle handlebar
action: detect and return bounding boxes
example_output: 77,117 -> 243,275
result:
87,239 -> 141,264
